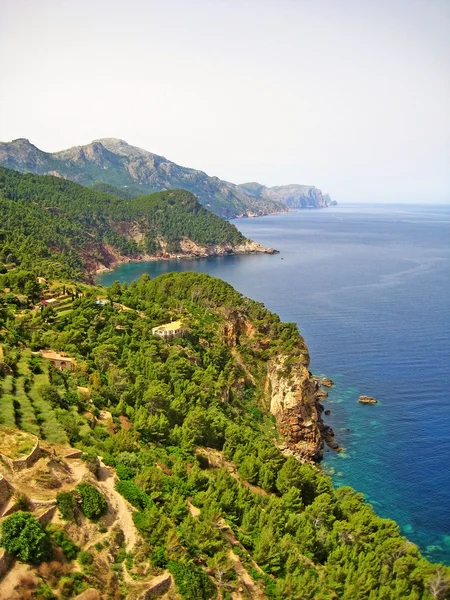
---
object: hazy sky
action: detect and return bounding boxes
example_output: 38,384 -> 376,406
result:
1,0 -> 449,203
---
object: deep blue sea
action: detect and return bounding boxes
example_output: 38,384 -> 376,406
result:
99,204 -> 450,565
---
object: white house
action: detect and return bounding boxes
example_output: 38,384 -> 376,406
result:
151,320 -> 184,339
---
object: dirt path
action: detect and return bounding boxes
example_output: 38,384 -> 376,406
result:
184,498 -> 266,600
229,550 -> 267,600
231,348 -> 256,385
198,448 -> 269,497
96,462 -> 138,553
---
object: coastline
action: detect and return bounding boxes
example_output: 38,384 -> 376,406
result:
93,240 -> 279,278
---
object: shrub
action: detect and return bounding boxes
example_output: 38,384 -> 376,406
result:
116,451 -> 140,469
28,356 -> 43,374
36,582 -> 54,599
49,527 -> 80,560
58,572 -> 86,597
151,546 -> 168,568
168,560 -> 216,600
116,463 -> 135,480
14,492 -> 31,511
56,491 -> 76,521
77,550 -> 93,565
115,480 -> 150,510
0,512 -> 52,564
76,483 -> 107,520
81,451 -> 100,478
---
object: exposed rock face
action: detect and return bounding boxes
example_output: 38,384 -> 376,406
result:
0,475 -> 13,509
93,237 -> 276,275
239,181 -> 333,209
267,357 -> 325,461
177,237 -> 277,258
140,572 -> 172,598
221,309 -> 335,461
359,395 -> 378,404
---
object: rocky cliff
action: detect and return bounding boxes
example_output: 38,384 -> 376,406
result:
239,181 -> 332,209
267,357 -> 325,461
221,308 -> 331,462
94,237 -> 277,275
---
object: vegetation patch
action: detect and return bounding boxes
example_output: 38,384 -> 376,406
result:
56,490 -> 77,521
76,483 -> 108,520
168,560 -> 216,600
0,427 -> 36,459
0,511 -> 52,564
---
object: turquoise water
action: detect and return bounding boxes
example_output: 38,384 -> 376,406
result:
99,204 -> 450,564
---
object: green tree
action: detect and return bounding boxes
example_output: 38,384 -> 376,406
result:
276,456 -> 304,495
0,512 -> 52,564
76,483 -> 107,520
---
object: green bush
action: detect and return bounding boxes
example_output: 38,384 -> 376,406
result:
76,483 -> 107,520
49,527 -> 80,559
0,512 -> 52,564
78,550 -> 93,565
168,560 -> 216,600
28,356 -> 42,375
116,463 -> 136,480
151,546 -> 168,568
36,582 -> 55,599
115,480 -> 150,510
56,491 -> 76,521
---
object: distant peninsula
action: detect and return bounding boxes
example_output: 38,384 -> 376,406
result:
0,137 -> 334,219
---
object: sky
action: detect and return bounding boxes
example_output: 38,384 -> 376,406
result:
0,0 -> 449,203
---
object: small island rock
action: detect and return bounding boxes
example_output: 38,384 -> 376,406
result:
358,395 -> 378,404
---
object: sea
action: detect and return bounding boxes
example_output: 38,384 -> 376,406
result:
99,204 -> 450,565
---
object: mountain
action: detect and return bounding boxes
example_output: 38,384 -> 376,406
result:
0,166 -> 273,281
0,138 -> 332,218
239,181 -> 332,209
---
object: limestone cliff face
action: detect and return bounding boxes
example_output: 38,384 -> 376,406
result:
94,236 -> 276,276
239,182 -> 332,209
221,309 -> 328,462
178,238 -> 277,257
267,357 -> 324,461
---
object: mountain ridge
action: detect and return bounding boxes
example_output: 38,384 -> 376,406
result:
0,138 -> 333,218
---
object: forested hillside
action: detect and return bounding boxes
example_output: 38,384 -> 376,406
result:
0,272 -> 448,599
0,167 -> 268,282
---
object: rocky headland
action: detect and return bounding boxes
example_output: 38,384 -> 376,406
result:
93,238 -> 278,277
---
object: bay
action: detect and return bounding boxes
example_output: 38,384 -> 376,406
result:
99,204 -> 450,564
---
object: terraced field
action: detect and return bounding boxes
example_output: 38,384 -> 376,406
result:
0,349 -> 70,445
